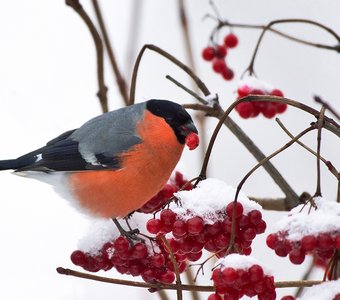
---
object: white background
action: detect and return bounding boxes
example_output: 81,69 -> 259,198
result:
0,0 -> 339,299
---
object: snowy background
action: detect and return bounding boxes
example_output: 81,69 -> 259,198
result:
0,0 -> 339,299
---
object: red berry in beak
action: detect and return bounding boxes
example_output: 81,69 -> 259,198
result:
185,132 -> 199,150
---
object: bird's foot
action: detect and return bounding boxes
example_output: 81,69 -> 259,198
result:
112,218 -> 143,245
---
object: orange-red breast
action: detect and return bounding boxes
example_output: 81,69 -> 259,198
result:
0,99 -> 199,218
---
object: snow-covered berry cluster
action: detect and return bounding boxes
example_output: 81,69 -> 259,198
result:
209,254 -> 276,300
266,198 -> 340,267
147,179 -> 266,258
138,171 -> 192,214
235,77 -> 287,119
70,227 -> 187,284
202,33 -> 238,81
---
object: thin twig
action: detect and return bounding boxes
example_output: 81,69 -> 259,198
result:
166,75 -> 209,105
66,0 -> 108,113
314,95 -> 340,121
56,267 -> 322,291
276,118 -> 339,179
244,18 -> 340,75
126,0 -> 144,80
314,105 -> 326,197
295,262 -> 314,298
91,0 -> 129,105
210,20 -> 340,53
229,125 -> 316,246
160,236 -> 183,300
129,44 -> 210,105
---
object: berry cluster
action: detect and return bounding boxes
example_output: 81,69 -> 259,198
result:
266,230 -> 340,265
235,84 -> 287,119
202,33 -> 238,81
70,235 -> 186,284
138,171 -> 192,214
146,202 -> 266,258
209,255 -> 276,300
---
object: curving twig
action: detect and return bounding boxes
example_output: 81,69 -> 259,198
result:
66,0 -> 108,113
244,19 -> 340,75
91,0 -> 129,105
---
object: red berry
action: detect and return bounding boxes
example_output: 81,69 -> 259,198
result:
251,89 -> 265,95
224,33 -> 238,48
242,247 -> 252,255
249,264 -> 264,282
70,250 -> 86,266
160,209 -> 177,225
255,220 -> 267,234
215,45 -> 227,58
335,235 -> 340,250
271,89 -> 284,97
289,248 -> 306,264
130,243 -> 148,259
113,236 -> 129,252
172,220 -> 188,237
186,251 -> 202,262
333,294 -> 340,300
146,218 -> 162,234
226,202 -> 244,219
262,103 -> 276,118
237,85 -> 251,97
275,103 -> 288,113
212,59 -> 227,73
242,228 -> 257,241
202,46 -> 215,61
266,233 -> 278,249
281,296 -> 296,300
207,294 -> 223,300
248,210 -> 262,226
236,102 -> 254,119
222,68 -> 234,80
187,216 -> 204,234
159,270 -> 175,284
221,267 -> 237,283
275,240 -> 292,257
185,132 -> 199,151
301,235 -> 317,251
318,233 -> 334,250
150,253 -> 166,268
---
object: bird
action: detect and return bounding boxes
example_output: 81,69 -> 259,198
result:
0,99 -> 199,219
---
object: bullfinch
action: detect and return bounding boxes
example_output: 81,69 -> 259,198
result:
0,99 -> 199,219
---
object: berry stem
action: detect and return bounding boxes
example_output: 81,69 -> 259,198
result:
160,235 -> 183,300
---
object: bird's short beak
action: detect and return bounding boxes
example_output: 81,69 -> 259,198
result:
181,120 -> 198,136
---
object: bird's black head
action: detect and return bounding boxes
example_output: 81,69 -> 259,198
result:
146,99 -> 198,145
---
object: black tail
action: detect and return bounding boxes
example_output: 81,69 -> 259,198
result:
0,159 -> 21,170
0,149 -> 43,171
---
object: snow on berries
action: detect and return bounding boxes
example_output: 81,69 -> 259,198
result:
266,197 -> 340,266
209,254 -> 276,300
70,219 -> 186,283
146,179 -> 266,258
236,76 -> 287,119
202,32 -> 239,81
